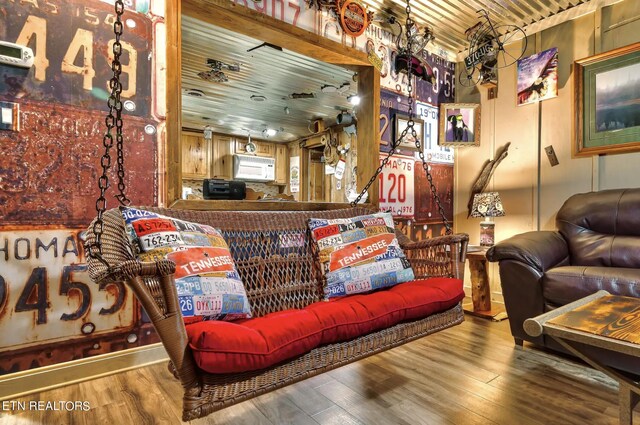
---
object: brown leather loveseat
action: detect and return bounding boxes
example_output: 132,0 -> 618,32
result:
487,188 -> 640,375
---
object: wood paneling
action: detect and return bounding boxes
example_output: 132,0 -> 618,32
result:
3,316 -> 634,424
212,135 -> 233,179
236,139 -> 275,157
181,132 -> 210,179
275,144 -> 289,185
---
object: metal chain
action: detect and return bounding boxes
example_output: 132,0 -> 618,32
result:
350,0 -> 452,235
87,0 -> 128,264
113,0 -> 130,207
350,1 -> 415,207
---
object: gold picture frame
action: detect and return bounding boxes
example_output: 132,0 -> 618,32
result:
393,114 -> 424,151
438,103 -> 481,147
574,42 -> 640,157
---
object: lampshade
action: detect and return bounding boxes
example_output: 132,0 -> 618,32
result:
470,192 -> 505,218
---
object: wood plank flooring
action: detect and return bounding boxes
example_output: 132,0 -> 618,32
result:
1,315 -> 638,425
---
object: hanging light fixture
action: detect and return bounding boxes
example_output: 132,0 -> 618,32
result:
203,125 -> 213,142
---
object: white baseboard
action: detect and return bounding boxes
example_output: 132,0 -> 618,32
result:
0,343 -> 168,401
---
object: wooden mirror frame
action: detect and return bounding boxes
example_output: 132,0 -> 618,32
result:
163,0 -> 380,210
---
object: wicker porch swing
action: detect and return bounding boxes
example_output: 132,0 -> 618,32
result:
83,0 -> 468,421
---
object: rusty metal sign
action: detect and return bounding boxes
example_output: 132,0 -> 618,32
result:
0,0 -> 164,375
414,163 -> 454,224
0,0 -> 160,227
0,101 -> 157,227
0,230 -> 135,351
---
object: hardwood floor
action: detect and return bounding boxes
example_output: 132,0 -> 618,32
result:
1,315 -> 637,425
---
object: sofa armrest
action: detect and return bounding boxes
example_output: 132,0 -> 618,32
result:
486,231 -> 569,273
401,233 -> 469,280
486,232 -> 569,346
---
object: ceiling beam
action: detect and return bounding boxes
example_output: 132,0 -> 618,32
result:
182,0 -> 370,68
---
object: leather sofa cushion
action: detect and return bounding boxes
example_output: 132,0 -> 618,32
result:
543,266 -> 640,306
557,189 -> 640,268
188,278 -> 463,373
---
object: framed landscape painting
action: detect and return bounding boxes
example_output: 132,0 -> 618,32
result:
575,42 -> 640,156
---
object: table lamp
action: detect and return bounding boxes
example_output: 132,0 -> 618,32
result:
470,192 -> 505,247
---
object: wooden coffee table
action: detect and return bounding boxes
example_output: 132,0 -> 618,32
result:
524,290 -> 640,424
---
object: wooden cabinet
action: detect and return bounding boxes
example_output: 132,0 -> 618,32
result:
236,138 -> 275,157
212,135 -> 233,180
182,132 -> 210,179
274,144 -> 288,184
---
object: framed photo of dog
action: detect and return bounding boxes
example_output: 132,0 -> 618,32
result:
438,103 -> 481,147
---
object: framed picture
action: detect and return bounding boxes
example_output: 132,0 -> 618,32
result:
438,103 -> 480,147
575,42 -> 640,156
517,47 -> 559,106
393,114 -> 424,151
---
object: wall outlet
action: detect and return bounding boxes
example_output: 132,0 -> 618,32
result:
545,145 -> 559,167
0,101 -> 19,131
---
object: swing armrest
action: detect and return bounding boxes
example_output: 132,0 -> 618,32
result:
400,233 -> 469,280
118,259 -> 201,394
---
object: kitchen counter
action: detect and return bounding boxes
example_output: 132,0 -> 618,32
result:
169,199 -> 358,211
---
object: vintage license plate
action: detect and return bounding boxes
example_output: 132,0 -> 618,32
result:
464,43 -> 494,68
378,155 -> 415,218
0,230 -> 135,351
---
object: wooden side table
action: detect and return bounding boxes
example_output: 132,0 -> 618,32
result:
465,248 -> 507,320
524,291 -> 640,425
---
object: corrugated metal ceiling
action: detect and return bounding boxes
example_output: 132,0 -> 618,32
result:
182,16 -> 358,142
365,0 -> 593,55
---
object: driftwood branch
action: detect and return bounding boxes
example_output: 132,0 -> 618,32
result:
467,142 -> 511,218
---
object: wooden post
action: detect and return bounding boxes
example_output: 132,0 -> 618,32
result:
356,66 -> 381,207
165,0 -> 182,206
619,386 -> 639,425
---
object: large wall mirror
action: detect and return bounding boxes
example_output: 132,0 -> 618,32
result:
166,0 -> 380,209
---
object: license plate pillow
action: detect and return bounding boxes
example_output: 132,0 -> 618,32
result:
308,212 -> 415,299
121,207 -> 252,321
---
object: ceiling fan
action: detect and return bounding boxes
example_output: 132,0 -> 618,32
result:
197,59 -> 241,83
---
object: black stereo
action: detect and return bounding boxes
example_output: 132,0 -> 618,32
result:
203,179 -> 246,200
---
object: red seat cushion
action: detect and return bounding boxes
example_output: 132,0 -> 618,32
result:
187,309 -> 323,373
187,278 -> 465,374
389,277 -> 465,321
306,291 -> 406,344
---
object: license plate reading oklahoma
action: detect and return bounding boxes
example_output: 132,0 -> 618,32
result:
0,230 -> 135,351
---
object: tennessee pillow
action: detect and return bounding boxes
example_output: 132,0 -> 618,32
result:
308,212 -> 414,300
121,207 -> 251,321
